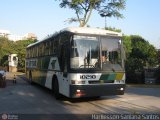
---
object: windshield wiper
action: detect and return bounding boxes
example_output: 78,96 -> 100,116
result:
79,65 -> 95,68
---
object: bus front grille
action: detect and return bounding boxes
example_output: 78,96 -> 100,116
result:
88,80 -> 114,84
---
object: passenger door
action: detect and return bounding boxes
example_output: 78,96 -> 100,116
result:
61,42 -> 68,77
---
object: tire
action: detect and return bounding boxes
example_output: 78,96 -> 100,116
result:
53,77 -> 61,99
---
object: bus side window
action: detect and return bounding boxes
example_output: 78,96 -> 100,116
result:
61,43 -> 68,77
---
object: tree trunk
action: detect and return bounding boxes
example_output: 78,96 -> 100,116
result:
79,20 -> 85,27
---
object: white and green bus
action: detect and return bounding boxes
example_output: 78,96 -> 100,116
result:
26,27 -> 125,98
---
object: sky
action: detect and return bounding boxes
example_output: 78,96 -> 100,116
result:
0,0 -> 160,49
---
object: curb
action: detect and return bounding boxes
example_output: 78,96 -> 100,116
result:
126,84 -> 160,88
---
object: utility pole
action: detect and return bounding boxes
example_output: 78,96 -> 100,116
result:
105,16 -> 107,29
100,13 -> 108,29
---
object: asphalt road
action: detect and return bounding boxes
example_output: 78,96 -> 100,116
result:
0,72 -> 160,120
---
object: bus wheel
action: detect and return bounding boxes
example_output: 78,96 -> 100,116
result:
53,78 -> 61,99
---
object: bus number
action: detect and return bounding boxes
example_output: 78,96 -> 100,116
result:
80,75 -> 96,79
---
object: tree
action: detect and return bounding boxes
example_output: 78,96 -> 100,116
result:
130,35 -> 157,67
57,0 -> 126,27
158,49 -> 160,65
123,35 -> 157,68
0,37 -> 36,72
123,35 -> 158,83
14,39 -> 36,72
122,35 -> 132,57
0,37 -> 16,66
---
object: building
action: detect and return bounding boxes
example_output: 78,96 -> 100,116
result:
24,33 -> 37,40
0,29 -> 37,41
8,35 -> 24,42
0,30 -> 10,37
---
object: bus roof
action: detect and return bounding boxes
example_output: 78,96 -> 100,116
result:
62,27 -> 122,36
27,27 -> 122,48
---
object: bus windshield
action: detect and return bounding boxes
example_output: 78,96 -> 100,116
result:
101,37 -> 123,71
70,35 -> 100,69
70,35 -> 123,71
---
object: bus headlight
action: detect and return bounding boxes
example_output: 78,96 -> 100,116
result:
71,80 -> 85,85
120,88 -> 124,91
75,89 -> 86,97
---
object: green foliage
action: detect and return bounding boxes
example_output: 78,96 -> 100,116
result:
0,37 -> 36,71
123,35 -> 158,83
14,39 -> 36,71
57,0 -> 126,27
122,35 -> 132,57
0,37 -> 16,66
105,26 -> 121,32
130,35 -> 157,67
99,0 -> 126,19
158,49 -> 160,65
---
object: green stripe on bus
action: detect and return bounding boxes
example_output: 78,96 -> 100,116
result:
100,73 -> 116,80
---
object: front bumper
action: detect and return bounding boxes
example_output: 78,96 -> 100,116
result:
70,84 -> 125,98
